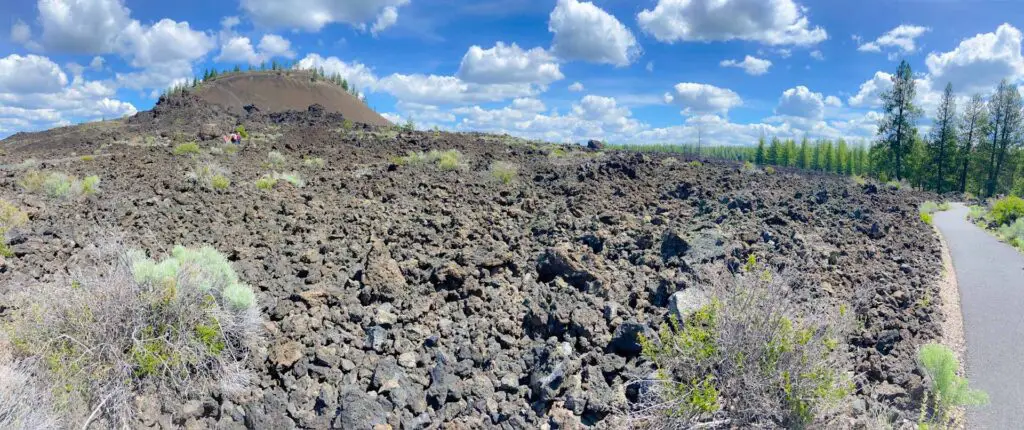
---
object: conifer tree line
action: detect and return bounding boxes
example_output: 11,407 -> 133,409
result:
620,60 -> 1024,197
161,62 -> 362,100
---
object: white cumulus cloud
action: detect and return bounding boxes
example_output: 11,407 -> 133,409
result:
637,0 -> 827,46
664,83 -> 743,115
775,85 -> 825,119
549,0 -> 641,66
568,82 -> 584,92
858,25 -> 930,54
848,71 -> 892,108
0,54 -> 69,94
719,55 -> 772,75
925,23 -> 1024,94
240,0 -> 410,32
457,42 -> 563,85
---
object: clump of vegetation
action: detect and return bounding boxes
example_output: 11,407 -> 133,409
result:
740,161 -> 759,173
631,261 -> 851,428
0,335 -> 61,428
303,156 -> 326,169
489,161 -> 518,184
342,119 -> 354,131
187,163 -> 231,191
998,218 -> 1024,249
917,343 -> 987,428
255,175 -> 278,190
852,175 -> 867,185
81,175 -> 100,195
80,155 -> 95,162
402,118 -> 416,132
990,196 -> 1024,226
393,149 -> 466,171
967,205 -> 988,224
18,171 -> 99,199
0,199 -> 29,257
234,125 -> 249,139
5,244 -> 261,426
919,201 -> 950,225
268,151 -> 287,169
765,166 -> 776,175
172,142 -> 201,156
272,172 -> 305,187
547,147 -> 568,158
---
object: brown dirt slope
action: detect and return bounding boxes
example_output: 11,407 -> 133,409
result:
194,71 -> 391,126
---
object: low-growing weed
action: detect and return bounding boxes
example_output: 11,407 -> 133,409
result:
917,343 -> 987,428
268,151 -> 287,169
489,161 -> 518,184
303,156 -> 326,168
18,170 -> 99,199
173,142 -> 201,156
255,175 -> 278,190
273,172 -> 304,187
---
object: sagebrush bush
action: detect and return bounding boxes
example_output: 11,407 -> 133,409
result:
489,161 -> 518,184
0,199 -> 28,258
255,175 -> 278,190
991,196 -> 1024,226
303,156 -> 326,168
272,172 -> 304,187
392,150 -> 466,170
998,218 -> 1024,249
19,170 -> 98,199
6,243 -> 261,426
80,155 -> 95,162
234,125 -> 249,139
187,163 -> 230,191
172,142 -> 201,156
917,343 -> 987,428
631,263 -> 851,428
268,151 -> 287,169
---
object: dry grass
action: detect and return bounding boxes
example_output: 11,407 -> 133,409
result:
0,335 -> 61,429
187,163 -> 231,191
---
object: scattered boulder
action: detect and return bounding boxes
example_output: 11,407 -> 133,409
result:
668,288 -> 709,322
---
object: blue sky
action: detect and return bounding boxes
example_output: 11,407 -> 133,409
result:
2,0 -> 1023,145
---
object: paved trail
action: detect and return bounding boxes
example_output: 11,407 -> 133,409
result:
932,203 -> 1024,429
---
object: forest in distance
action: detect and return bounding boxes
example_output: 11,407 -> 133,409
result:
611,60 -> 1024,199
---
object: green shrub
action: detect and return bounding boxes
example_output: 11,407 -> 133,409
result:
43,173 -> 73,198
234,125 -> 249,139
80,155 -> 95,162
303,156 -> 326,168
6,244 -> 260,426
741,161 -> 757,173
489,161 -> 518,184
342,119 -> 354,131
393,150 -> 465,171
273,172 -> 304,187
211,175 -> 230,190
998,218 -> 1024,249
920,212 -> 934,225
268,151 -> 286,169
852,175 -> 867,186
0,199 -> 28,258
81,175 -> 100,195
255,175 -> 278,190
434,150 -> 464,171
172,142 -> 201,156
968,205 -> 988,223
765,166 -> 776,175
917,344 -> 987,427
633,263 -> 851,428
991,196 -> 1024,226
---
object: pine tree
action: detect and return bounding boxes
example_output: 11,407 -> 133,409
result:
985,80 -> 1024,196
878,60 -> 922,181
755,136 -> 766,165
928,83 -> 958,193
767,137 -> 780,165
957,94 -> 988,194
798,137 -> 810,169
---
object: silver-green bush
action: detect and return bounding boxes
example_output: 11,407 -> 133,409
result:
6,243 -> 261,426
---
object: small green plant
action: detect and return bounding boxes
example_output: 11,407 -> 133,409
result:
920,212 -> 934,225
210,175 -> 230,190
489,161 -> 518,184
42,172 -> 73,198
548,147 -> 567,158
852,175 -> 867,185
273,172 -> 304,187
688,160 -> 701,167
741,161 -> 757,173
765,166 -> 776,175
917,343 -> 988,427
255,175 -> 278,190
303,156 -> 326,168
81,175 -> 100,195
435,150 -> 465,171
80,155 -> 95,162
234,125 -> 249,139
0,199 -> 28,257
393,150 -> 465,170
342,119 -> 354,131
402,118 -> 415,132
991,196 -> 1024,226
268,151 -> 287,169
173,142 -> 201,156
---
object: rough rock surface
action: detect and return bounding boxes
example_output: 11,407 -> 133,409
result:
0,95 -> 944,428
